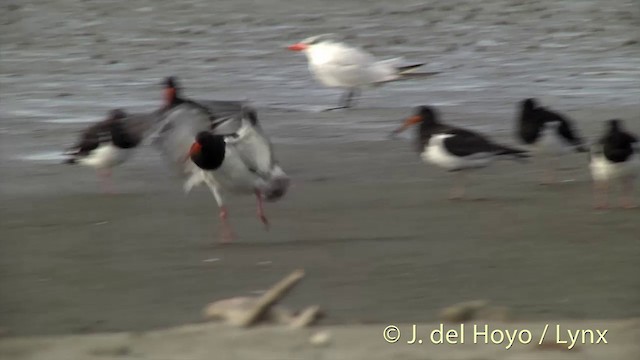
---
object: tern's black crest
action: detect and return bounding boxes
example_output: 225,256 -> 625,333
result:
601,119 -> 638,163
302,33 -> 341,45
191,132 -> 226,170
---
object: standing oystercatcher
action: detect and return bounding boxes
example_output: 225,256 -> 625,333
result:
516,98 -> 586,184
589,119 -> 639,209
392,105 -> 528,199
64,109 -> 156,193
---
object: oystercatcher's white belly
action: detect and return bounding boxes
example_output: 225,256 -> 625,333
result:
590,152 -> 640,182
78,144 -> 133,169
421,135 -> 492,171
527,127 -> 570,156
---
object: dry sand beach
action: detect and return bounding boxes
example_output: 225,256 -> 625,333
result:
2,320 -> 640,360
1,0 -> 640,359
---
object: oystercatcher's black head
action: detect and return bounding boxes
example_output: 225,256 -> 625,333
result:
521,98 -> 538,111
607,119 -> 622,131
108,108 -> 127,120
162,76 -> 181,106
195,131 -> 216,145
188,131 -> 226,170
163,76 -> 179,89
414,105 -> 438,123
245,108 -> 259,126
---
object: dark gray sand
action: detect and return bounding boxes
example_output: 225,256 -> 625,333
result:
1,0 -> 640,345
2,107 -> 640,337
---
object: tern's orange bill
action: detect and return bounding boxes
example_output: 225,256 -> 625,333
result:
287,43 -> 308,51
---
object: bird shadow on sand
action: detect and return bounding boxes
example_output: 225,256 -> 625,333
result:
195,234 -> 417,249
439,195 -> 531,205
591,206 -> 640,213
532,178 -> 589,191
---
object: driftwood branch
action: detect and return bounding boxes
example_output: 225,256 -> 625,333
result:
290,305 -> 322,329
235,269 -> 306,327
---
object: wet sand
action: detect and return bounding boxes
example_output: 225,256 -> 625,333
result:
2,106 -> 640,337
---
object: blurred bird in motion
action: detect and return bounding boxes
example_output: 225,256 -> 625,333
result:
516,98 -> 587,184
589,119 -> 639,209
391,105 -> 528,200
287,34 -> 437,110
151,77 -> 290,243
63,109 -> 158,193
161,76 -> 247,123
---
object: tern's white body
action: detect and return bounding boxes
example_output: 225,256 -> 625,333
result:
304,41 -> 402,88
289,34 -> 426,109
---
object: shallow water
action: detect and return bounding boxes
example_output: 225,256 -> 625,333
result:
1,0 -> 639,157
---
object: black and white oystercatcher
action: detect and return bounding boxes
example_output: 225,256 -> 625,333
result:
516,98 -> 587,184
589,119 -> 639,209
391,105 -> 528,199
152,95 -> 289,243
63,109 -> 157,193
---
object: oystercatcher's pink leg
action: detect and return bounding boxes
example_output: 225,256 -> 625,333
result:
98,168 -> 114,194
449,172 -> 466,200
593,181 -> 609,209
255,190 -> 270,230
219,206 -> 234,243
540,162 -> 557,185
621,177 -> 637,209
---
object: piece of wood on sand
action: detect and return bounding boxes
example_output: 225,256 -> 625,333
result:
233,269 -> 306,328
289,305 -> 322,329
